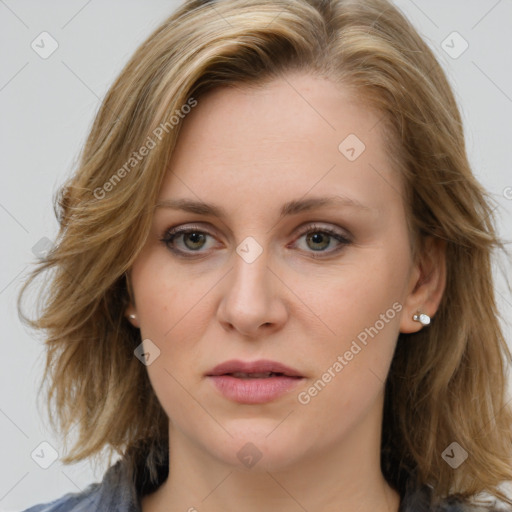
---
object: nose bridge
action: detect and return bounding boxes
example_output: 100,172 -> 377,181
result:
217,237 -> 287,335
229,239 -> 272,307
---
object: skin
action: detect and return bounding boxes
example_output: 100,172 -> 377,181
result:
126,72 -> 446,512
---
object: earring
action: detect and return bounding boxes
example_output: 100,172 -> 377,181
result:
128,314 -> 136,320
412,311 -> 431,326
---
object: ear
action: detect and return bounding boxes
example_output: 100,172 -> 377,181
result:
124,271 -> 140,328
400,236 -> 447,333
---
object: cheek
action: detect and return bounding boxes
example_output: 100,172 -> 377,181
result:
295,279 -> 400,433
294,248 -> 408,347
131,250 -> 212,339
130,255 -> 215,398
132,269 -> 216,422
292,240 -> 409,413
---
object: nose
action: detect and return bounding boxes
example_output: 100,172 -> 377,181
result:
216,247 -> 289,338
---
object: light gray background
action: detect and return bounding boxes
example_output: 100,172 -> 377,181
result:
1,1 -> 511,510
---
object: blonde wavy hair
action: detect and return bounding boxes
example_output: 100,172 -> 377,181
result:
18,0 -> 512,506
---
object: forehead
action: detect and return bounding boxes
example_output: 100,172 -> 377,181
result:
159,73 -> 403,219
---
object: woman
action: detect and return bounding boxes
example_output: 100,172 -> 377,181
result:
18,0 -> 512,510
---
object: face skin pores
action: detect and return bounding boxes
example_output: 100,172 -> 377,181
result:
126,72 -> 446,512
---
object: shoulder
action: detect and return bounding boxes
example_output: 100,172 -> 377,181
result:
21,457 -> 141,512
21,483 -> 101,512
400,477 -> 511,512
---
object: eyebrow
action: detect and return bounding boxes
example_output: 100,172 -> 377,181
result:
154,195 -> 375,219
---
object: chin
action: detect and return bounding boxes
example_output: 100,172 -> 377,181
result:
202,427 -> 305,473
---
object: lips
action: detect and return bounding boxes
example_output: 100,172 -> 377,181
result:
206,359 -> 303,378
206,359 -> 305,404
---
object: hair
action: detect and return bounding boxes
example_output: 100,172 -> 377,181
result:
18,0 -> 512,507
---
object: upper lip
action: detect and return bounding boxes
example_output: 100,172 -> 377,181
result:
206,359 -> 303,377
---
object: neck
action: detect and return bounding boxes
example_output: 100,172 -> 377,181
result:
141,401 -> 401,512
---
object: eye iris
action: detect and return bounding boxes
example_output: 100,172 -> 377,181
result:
306,232 -> 330,251
184,232 -> 206,250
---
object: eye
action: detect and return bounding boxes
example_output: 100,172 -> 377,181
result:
291,224 -> 352,257
160,225 -> 218,257
160,223 -> 352,259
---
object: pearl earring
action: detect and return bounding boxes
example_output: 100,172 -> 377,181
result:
412,311 -> 431,326
128,314 -> 136,320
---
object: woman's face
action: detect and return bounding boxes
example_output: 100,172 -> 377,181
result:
127,72 -> 437,472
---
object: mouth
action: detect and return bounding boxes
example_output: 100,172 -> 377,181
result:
206,359 -> 304,378
206,359 -> 305,404
222,371 -> 300,379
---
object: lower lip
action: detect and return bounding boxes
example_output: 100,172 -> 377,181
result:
207,375 -> 303,404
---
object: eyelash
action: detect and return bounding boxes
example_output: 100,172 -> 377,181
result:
159,223 -> 352,259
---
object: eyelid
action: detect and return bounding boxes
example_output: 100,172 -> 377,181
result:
162,221 -> 351,240
293,222 -> 352,241
163,223 -> 212,236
